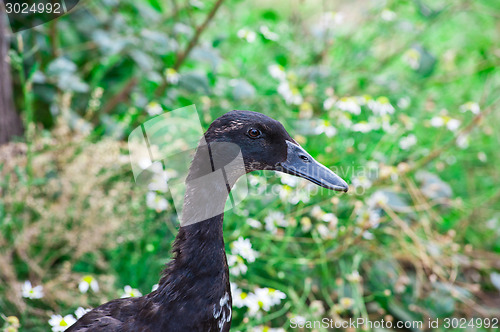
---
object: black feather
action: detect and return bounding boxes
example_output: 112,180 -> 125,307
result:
68,110 -> 293,332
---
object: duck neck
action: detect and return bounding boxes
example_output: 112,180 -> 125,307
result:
156,142 -> 239,300
156,214 -> 230,309
158,213 -> 228,289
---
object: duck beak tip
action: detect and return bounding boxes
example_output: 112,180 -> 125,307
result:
278,141 -> 349,193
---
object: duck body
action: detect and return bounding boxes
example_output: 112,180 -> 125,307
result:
68,110 -> 347,332
69,215 -> 231,332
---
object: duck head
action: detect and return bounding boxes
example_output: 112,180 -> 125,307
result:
203,110 -> 348,192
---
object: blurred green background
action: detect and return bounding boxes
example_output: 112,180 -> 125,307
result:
1,0 -> 500,330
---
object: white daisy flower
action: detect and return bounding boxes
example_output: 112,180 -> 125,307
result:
311,206 -> 338,225
246,218 -> 262,228
337,112 -> 353,128
277,81 -> 303,105
267,288 -> 286,305
362,230 -> 374,240
264,211 -> 288,233
253,288 -> 274,311
357,207 -> 381,228
148,170 -> 169,193
230,237 -> 259,263
316,224 -> 336,239
399,134 -> 417,150
403,48 -> 421,70
446,118 -> 460,131
78,275 -> 99,293
229,285 -> 286,317
346,271 -> 361,283
259,26 -> 279,41
146,101 -> 163,116
227,254 -> 248,276
381,9 -> 397,21
339,297 -> 354,309
244,292 -> 261,317
459,101 -> 480,114
320,11 -> 344,26
490,272 -> 500,291
279,173 -> 299,187
311,205 -> 325,219
253,287 -> 286,311
237,28 -> 257,43
430,115 -> 461,131
277,185 -> 310,205
121,285 -> 142,298
323,97 -> 336,110
74,307 -> 91,319
456,133 -> 469,149
367,191 -> 389,208
336,97 -> 361,115
321,212 -> 338,224
351,175 -> 372,189
48,314 -> 76,332
351,121 -> 374,133
430,116 -> 445,127
314,120 -> 337,137
22,280 -> 44,299
230,283 -> 247,308
189,0 -> 204,9
165,68 -> 180,85
268,64 -> 286,81
292,315 -> 307,326
146,191 -> 169,212
397,97 -> 411,109
368,97 -> 395,116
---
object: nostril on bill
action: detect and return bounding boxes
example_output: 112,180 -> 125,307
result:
299,155 -> 310,162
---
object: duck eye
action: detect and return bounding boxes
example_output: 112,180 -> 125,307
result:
247,128 -> 262,138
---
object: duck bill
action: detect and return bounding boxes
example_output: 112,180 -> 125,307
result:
277,141 -> 348,192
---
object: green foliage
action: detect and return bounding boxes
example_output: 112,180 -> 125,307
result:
1,0 -> 500,331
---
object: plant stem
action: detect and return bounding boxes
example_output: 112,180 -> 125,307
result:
16,34 -> 35,183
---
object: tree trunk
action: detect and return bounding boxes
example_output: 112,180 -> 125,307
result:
0,10 -> 24,145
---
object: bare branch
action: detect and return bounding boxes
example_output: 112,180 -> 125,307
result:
155,0 -> 225,97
